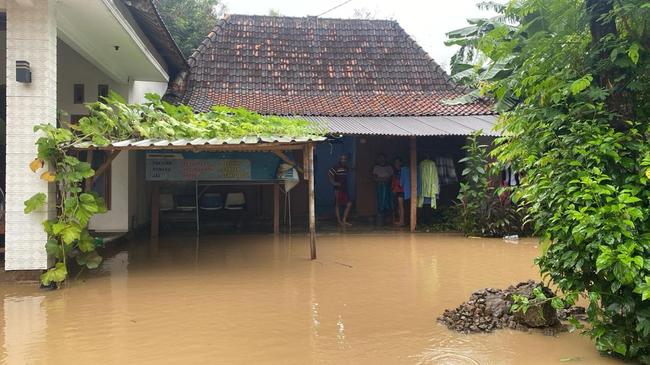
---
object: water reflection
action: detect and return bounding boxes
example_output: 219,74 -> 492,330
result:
0,233 -> 620,364
2,295 -> 47,364
336,314 -> 348,349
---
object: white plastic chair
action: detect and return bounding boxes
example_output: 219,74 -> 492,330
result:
224,192 -> 246,210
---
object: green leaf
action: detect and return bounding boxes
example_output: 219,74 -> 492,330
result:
61,223 -> 81,245
44,239 -> 63,260
42,220 -> 55,235
52,222 -> 66,235
628,43 -> 640,65
40,262 -> 67,286
24,193 -> 46,214
634,277 -> 650,301
551,297 -> 564,310
568,316 -> 583,331
596,249 -> 613,272
570,75 -> 592,95
76,251 -> 103,270
77,230 -> 96,253
613,342 -> 627,356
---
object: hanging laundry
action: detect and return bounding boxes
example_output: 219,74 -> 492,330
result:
399,166 -> 411,200
501,164 -> 520,186
435,156 -> 458,185
417,159 -> 439,209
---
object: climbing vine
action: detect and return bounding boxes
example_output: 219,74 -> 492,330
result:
24,93 -> 320,287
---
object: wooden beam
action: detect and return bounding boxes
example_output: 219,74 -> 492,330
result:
307,143 -> 317,260
151,182 -> 160,238
273,150 -> 304,174
302,146 -> 310,181
92,150 -> 121,184
84,150 -> 94,192
410,137 -> 417,232
273,182 -> 280,235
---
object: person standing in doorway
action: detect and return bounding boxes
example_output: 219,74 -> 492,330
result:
372,154 -> 393,225
328,154 -> 352,227
391,157 -> 406,226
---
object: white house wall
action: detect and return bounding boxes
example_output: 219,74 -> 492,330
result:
4,0 -> 173,269
57,39 -> 131,233
57,39 -> 128,122
58,43 -> 167,233
4,0 -> 57,270
1,30 -> 6,146
128,81 -> 167,230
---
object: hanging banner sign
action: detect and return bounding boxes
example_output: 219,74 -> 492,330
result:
146,152 -> 279,181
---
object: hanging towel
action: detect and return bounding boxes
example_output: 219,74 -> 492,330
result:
417,159 -> 439,209
435,156 -> 458,185
400,166 -> 411,200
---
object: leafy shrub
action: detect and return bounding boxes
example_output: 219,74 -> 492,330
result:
446,0 -> 650,362
456,132 -> 526,237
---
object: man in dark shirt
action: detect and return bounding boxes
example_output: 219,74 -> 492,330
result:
328,154 -> 352,226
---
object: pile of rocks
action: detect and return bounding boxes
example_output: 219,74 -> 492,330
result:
438,280 -> 570,335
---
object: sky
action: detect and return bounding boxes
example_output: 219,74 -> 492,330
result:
220,0 -> 498,71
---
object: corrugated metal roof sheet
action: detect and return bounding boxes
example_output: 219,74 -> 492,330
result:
298,115 -> 500,137
72,115 -> 497,150
73,136 -> 325,149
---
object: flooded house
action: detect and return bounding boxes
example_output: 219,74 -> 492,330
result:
167,14 -> 498,231
2,10 -> 497,274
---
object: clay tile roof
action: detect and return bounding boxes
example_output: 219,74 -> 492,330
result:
178,14 -> 493,117
122,0 -> 188,77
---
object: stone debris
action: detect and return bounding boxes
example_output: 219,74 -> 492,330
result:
557,305 -> 588,321
437,280 -> 583,336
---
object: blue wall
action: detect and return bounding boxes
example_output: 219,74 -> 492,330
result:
314,136 -> 356,215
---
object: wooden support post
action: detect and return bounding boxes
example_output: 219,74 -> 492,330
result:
273,182 -> 280,235
307,144 -> 317,260
151,182 -> 160,238
410,137 -> 417,232
84,150 -> 94,192
303,146 -> 310,181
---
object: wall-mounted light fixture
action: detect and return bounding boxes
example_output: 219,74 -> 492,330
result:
16,61 -> 31,83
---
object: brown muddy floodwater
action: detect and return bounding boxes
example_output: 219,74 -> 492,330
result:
0,233 -> 621,365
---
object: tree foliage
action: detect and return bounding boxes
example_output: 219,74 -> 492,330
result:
444,2 -> 518,108
156,0 -> 226,57
25,93 -> 320,287
448,0 -> 650,362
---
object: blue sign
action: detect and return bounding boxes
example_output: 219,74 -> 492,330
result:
146,152 -> 281,181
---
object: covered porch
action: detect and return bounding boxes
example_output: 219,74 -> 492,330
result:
307,115 -> 500,231
72,137 -> 322,260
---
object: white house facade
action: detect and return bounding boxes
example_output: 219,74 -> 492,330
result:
2,0 -> 186,271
